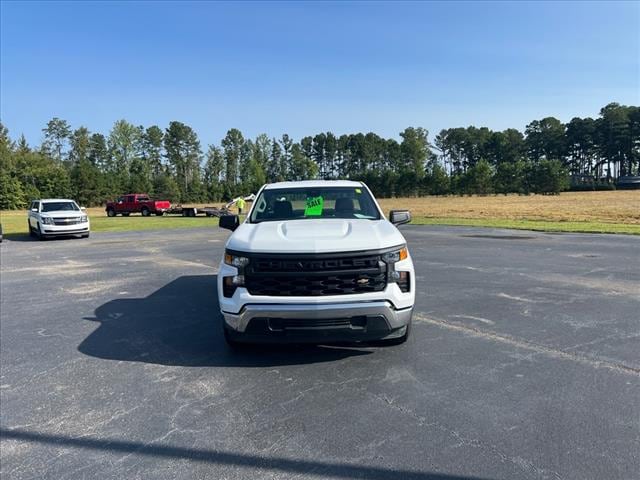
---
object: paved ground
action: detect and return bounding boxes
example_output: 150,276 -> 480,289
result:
1,226 -> 638,480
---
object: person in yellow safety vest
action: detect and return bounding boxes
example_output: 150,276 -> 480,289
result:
236,197 -> 246,215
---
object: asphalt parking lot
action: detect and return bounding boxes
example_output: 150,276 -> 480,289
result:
1,225 -> 638,480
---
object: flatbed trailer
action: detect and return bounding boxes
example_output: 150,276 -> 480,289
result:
166,195 -> 254,217
165,206 -> 232,217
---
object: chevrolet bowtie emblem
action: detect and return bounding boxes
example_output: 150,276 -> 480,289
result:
357,278 -> 369,285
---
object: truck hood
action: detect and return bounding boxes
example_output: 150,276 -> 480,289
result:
226,219 -> 406,254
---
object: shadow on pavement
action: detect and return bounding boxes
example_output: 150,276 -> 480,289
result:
2,232 -> 31,242
1,428 -> 490,480
79,275 -> 372,367
2,232 -> 86,242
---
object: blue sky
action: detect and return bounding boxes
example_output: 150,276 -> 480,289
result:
1,1 -> 638,147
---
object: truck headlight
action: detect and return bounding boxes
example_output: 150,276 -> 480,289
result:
383,246 -> 410,292
81,215 -> 88,222
382,246 -> 408,264
223,275 -> 245,297
395,271 -> 410,292
41,217 -> 54,225
224,252 -> 249,268
223,251 -> 249,297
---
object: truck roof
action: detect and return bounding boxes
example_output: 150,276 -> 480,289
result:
263,180 -> 363,190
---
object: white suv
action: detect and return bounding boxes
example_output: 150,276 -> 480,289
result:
28,199 -> 90,240
217,180 -> 415,347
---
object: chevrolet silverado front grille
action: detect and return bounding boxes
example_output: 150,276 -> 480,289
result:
245,253 -> 387,296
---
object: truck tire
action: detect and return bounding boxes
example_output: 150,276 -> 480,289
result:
28,221 -> 35,237
37,223 -> 46,241
81,233 -> 90,239
141,207 -> 150,217
107,208 -> 116,217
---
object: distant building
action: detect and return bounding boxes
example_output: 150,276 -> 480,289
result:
616,176 -> 640,190
570,174 -> 596,186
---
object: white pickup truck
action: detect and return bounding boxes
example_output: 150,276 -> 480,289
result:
217,180 -> 415,347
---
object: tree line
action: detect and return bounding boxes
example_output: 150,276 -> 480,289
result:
0,102 -> 638,209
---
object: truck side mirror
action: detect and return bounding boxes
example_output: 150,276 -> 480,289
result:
31,208 -> 38,212
219,215 -> 240,231
389,210 -> 411,226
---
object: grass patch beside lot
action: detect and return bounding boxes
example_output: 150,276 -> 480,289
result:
409,217 -> 640,235
0,208 -> 219,237
1,191 -> 639,237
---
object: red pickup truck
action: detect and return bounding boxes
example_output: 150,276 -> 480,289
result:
105,194 -> 171,217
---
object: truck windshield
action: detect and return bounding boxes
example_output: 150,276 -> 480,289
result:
41,202 -> 79,212
250,186 -> 381,223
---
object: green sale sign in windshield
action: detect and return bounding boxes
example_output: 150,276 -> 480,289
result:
304,196 -> 324,216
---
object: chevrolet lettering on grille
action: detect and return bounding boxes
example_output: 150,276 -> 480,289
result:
254,257 -> 379,272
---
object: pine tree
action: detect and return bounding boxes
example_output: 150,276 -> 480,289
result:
221,128 -> 244,192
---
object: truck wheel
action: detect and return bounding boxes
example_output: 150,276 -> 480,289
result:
107,208 -> 116,217
141,207 -> 150,217
81,233 -> 90,239
28,221 -> 35,237
36,223 -> 46,241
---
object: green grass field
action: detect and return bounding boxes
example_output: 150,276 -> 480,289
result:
0,208 -> 220,239
410,217 -> 640,235
2,191 -> 639,238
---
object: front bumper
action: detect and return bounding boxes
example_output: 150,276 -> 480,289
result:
218,251 -> 415,343
222,301 -> 413,343
42,223 -> 90,235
